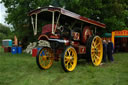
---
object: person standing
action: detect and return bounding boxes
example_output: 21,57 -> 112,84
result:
14,35 -> 18,46
102,40 -> 107,62
107,40 -> 114,62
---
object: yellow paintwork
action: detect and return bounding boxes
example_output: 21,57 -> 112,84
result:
112,30 -> 128,47
39,48 -> 54,69
91,36 -> 103,66
64,47 -> 77,71
112,32 -> 115,47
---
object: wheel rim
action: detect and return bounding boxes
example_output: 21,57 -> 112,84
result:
38,48 -> 53,69
64,47 -> 77,71
91,36 -> 103,66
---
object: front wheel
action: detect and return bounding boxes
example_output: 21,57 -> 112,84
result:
61,46 -> 77,72
36,47 -> 54,70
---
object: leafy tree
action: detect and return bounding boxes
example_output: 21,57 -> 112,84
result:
0,23 -> 13,44
0,0 -> 51,47
101,0 -> 128,32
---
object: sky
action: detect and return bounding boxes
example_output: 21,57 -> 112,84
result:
0,0 -> 8,25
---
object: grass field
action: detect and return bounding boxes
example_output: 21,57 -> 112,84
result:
0,47 -> 128,85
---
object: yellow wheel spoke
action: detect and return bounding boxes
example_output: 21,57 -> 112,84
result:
70,62 -> 73,66
64,58 -> 68,61
96,57 -> 99,63
65,61 -> 70,69
65,64 -> 68,69
96,38 -> 99,44
91,49 -> 95,52
92,57 -> 95,63
94,39 -> 97,43
95,43 -> 100,48
42,61 -> 46,66
72,54 -> 74,57
96,37 -> 99,43
65,57 -> 70,61
95,55 -> 99,60
92,45 -> 95,49
65,60 -> 70,64
68,50 -> 71,56
94,59 -> 97,64
91,54 -> 95,61
91,53 -> 95,57
94,55 -> 98,62
93,41 -> 96,47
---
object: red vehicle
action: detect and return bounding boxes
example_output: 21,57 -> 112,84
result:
29,6 -> 106,72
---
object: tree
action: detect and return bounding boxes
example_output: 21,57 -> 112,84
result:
0,23 -> 13,44
0,0 -> 128,47
0,0 -> 51,47
101,0 -> 128,32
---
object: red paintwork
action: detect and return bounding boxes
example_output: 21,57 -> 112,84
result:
38,34 -> 60,40
82,26 -> 92,43
74,45 -> 86,54
42,24 -> 56,34
38,34 -> 49,40
64,38 -> 70,46
79,16 -> 105,28
78,45 -> 86,54
29,7 -> 106,28
71,41 -> 79,46
50,34 -> 60,39
32,48 -> 38,57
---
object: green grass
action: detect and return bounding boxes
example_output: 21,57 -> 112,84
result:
0,46 -> 128,85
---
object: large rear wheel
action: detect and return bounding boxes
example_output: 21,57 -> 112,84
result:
86,36 -> 103,66
36,47 -> 54,70
61,46 -> 77,72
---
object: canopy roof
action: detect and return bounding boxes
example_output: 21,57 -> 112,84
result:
29,6 -> 106,28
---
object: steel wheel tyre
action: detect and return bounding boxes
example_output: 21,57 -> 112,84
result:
87,36 -> 103,66
61,46 -> 77,72
36,47 -> 54,70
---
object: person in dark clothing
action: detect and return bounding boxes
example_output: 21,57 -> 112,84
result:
103,40 -> 107,62
107,40 -> 114,62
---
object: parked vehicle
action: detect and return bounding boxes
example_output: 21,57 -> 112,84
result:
29,6 -> 106,72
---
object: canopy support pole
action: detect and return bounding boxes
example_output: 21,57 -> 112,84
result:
34,14 -> 38,35
31,16 -> 35,33
55,13 -> 61,30
52,12 -> 55,34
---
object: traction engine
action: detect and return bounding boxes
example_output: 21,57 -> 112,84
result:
29,6 -> 106,72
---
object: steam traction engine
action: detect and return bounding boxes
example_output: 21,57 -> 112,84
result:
29,6 -> 106,72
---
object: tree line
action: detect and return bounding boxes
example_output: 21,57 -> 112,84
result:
0,0 -> 128,47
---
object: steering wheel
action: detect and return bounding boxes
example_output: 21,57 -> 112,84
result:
57,25 -> 64,32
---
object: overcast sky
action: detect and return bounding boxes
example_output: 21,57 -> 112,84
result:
0,0 -> 8,25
